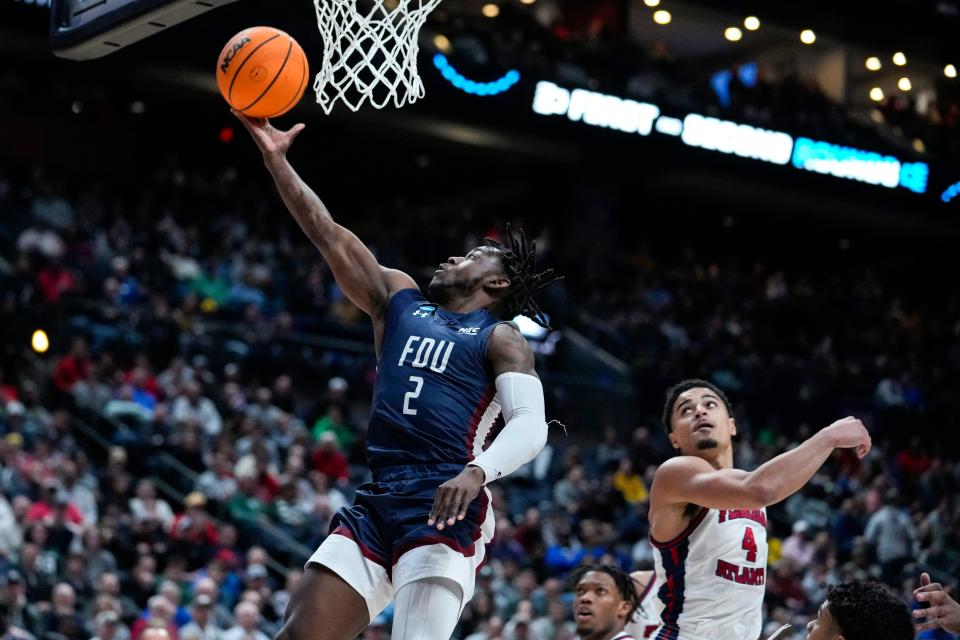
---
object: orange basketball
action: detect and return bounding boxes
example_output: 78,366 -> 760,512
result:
217,27 -> 309,119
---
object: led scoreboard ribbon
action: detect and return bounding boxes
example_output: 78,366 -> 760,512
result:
531,80 -> 931,196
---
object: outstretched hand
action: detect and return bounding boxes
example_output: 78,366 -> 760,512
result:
914,572 -> 960,633
427,466 -> 485,531
825,416 -> 872,459
232,109 -> 305,160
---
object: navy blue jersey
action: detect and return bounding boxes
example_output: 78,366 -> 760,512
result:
366,288 -> 505,469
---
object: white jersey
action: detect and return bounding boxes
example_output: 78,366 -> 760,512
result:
624,574 -> 662,639
650,507 -> 768,640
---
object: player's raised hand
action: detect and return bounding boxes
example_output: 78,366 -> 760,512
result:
913,572 -> 960,633
428,466 -> 485,531
824,416 -> 872,459
232,109 -> 305,160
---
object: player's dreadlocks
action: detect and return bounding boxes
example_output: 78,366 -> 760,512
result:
483,223 -> 563,329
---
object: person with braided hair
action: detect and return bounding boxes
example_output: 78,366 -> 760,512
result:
234,112 -> 561,640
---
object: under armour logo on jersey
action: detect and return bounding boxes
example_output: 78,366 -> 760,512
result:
457,327 -> 480,335
412,305 -> 436,318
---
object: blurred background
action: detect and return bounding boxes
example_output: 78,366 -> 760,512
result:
0,0 -> 958,638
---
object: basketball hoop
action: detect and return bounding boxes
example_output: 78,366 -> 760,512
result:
313,0 -> 443,113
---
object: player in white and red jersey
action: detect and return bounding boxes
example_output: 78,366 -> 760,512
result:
647,379 -> 872,640
624,567 -> 661,639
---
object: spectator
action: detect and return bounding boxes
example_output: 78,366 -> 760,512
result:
170,492 -> 219,567
52,337 -> 91,394
222,602 -> 268,640
179,594 -> 222,640
91,610 -> 123,640
865,491 -> 919,585
172,383 -> 222,439
309,433 -> 348,485
40,583 -> 84,640
130,596 -> 178,640
130,480 -> 175,532
781,520 -> 815,567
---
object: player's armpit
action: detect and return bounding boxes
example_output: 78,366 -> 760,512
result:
651,456 -> 771,510
486,323 -> 536,377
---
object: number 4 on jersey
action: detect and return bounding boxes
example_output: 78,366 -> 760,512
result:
741,527 -> 758,562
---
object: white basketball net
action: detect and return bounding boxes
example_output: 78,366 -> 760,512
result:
313,0 -> 443,113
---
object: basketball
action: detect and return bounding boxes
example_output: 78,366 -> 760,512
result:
216,26 -> 308,119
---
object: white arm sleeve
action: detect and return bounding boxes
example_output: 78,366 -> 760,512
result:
467,372 -> 548,485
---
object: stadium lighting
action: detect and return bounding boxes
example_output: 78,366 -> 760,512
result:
519,0 -> 536,5
945,64 -> 958,78
725,27 -> 743,42
481,3 -> 499,18
893,52 -> 907,66
898,77 -> 912,91
865,57 -> 881,71
869,87 -> 884,102
433,34 -> 451,52
31,329 -> 49,354
800,29 -> 816,45
744,16 -> 760,31
644,0 -> 661,6
653,10 -> 671,24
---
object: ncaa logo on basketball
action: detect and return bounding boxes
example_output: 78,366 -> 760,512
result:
220,36 -> 252,74
457,327 -> 479,335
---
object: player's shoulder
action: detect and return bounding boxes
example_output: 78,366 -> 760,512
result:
653,455 -> 714,479
631,570 -> 655,593
486,322 -> 535,375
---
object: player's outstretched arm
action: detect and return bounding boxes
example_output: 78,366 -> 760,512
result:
651,416 -> 871,510
427,325 -> 547,530
233,112 -> 415,324
914,572 -> 960,633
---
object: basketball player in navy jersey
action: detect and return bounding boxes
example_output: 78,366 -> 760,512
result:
646,379 -> 872,640
234,113 -> 559,640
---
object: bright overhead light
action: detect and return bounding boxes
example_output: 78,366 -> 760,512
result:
869,87 -> 884,102
800,29 -> 816,45
913,139 -> 926,153
644,0 -> 660,6
519,0 -> 536,4
893,52 -> 907,66
898,77 -> 912,91
865,56 -> 881,71
31,329 -> 49,354
433,34 -> 451,52
744,16 -> 760,31
481,3 -> 499,17
945,64 -> 958,78
724,27 -> 743,42
653,10 -> 671,24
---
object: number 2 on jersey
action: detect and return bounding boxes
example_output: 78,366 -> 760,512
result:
741,527 -> 758,562
403,376 -> 424,415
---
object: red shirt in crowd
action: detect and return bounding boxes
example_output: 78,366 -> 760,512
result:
312,447 -> 348,482
25,500 -> 84,526
53,355 -> 91,392
36,266 -> 75,304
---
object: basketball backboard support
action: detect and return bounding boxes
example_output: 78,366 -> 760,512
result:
50,0 -> 239,60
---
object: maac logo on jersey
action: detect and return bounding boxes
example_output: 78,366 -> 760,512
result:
413,305 -> 436,318
457,327 -> 480,335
